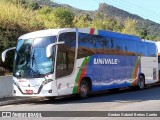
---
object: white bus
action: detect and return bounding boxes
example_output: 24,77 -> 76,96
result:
1,28 -> 159,98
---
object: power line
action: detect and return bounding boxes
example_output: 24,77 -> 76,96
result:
105,0 -> 160,17
121,0 -> 160,16
101,0 -> 160,22
93,0 -> 160,22
112,0 -> 160,19
93,0 -> 102,3
52,0 -> 160,23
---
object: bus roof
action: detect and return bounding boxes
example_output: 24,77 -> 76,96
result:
98,30 -> 140,41
78,28 -> 141,41
18,28 -> 68,40
142,39 -> 156,43
19,28 -> 141,41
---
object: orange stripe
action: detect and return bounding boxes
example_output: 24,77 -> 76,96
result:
133,65 -> 139,86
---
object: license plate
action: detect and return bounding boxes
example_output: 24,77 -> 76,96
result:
26,90 -> 33,94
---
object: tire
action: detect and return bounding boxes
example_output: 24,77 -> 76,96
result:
78,80 -> 89,98
137,75 -> 145,90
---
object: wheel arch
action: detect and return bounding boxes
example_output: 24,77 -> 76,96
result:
139,73 -> 145,83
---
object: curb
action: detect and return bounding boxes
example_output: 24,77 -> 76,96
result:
0,97 -> 46,106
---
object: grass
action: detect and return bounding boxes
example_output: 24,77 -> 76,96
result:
0,0 -> 44,31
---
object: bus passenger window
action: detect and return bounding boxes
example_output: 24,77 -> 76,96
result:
125,40 -> 137,56
56,32 -> 76,78
78,33 -> 96,58
147,43 -> 157,57
137,42 -> 148,56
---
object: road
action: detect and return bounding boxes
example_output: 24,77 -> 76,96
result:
0,84 -> 160,120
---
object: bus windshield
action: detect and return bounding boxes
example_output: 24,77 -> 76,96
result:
13,36 -> 56,78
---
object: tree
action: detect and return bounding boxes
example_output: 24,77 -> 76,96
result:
53,8 -> 74,28
29,2 -> 40,10
37,6 -> 55,28
122,18 -> 139,36
74,15 -> 91,28
139,27 -> 148,39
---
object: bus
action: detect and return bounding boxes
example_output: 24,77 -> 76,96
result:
1,28 -> 159,98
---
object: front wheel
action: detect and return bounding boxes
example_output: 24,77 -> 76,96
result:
137,75 -> 145,90
78,80 -> 89,98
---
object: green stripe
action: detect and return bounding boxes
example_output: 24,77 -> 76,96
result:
72,56 -> 90,94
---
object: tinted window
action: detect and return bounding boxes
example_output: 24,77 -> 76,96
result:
78,33 -> 113,58
147,43 -> 157,57
56,32 -> 76,78
137,42 -> 148,56
96,36 -> 111,54
96,37 -> 111,49
78,33 -> 96,58
103,38 -> 125,55
125,40 -> 137,56
78,33 -> 138,57
112,39 -> 125,51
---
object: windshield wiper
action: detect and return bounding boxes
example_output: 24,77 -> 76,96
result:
31,50 -> 35,67
31,50 -> 44,77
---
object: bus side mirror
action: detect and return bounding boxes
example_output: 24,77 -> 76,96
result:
46,41 -> 65,58
1,47 -> 16,62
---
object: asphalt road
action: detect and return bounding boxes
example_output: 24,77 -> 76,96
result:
0,84 -> 160,120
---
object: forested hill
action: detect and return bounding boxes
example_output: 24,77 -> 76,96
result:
96,3 -> 160,38
34,0 -> 160,38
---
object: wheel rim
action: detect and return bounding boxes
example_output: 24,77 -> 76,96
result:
139,76 -> 144,89
80,83 -> 88,97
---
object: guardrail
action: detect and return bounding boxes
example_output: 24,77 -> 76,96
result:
0,76 -> 13,98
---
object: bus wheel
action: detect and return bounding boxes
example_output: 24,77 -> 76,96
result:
78,80 -> 89,98
137,75 -> 145,89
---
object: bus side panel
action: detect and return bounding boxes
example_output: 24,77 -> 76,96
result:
57,57 -> 91,96
141,56 -> 158,84
86,55 -> 140,92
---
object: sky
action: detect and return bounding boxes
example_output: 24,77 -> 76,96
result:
52,0 -> 160,24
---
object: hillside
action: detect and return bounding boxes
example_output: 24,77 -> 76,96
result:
35,1 -> 160,38
96,3 -> 160,37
